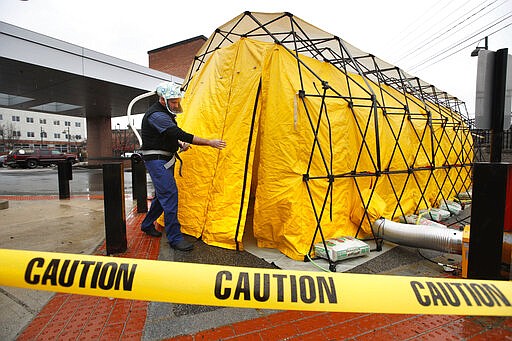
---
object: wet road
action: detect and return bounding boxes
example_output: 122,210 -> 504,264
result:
0,166 -> 139,196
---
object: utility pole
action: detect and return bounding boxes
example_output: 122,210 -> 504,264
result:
62,126 -> 70,152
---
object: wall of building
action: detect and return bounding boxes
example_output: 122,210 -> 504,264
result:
148,36 -> 206,79
0,107 -> 86,153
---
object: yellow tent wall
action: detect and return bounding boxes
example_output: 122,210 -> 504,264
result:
174,39 -> 270,249
171,37 -> 473,261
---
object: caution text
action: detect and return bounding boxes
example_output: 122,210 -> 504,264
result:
214,271 -> 337,304
410,281 -> 511,307
24,257 -> 137,291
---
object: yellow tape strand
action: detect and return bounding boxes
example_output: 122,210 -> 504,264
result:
1,248 -> 511,316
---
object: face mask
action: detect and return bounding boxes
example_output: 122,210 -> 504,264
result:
163,98 -> 183,115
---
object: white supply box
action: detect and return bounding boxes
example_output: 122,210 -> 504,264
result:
314,236 -> 370,262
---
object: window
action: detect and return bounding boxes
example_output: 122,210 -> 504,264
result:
39,118 -> 46,124
54,133 -> 61,138
41,131 -> 47,138
0,114 -> 3,120
75,135 -> 82,140
26,117 -> 34,123
12,116 -> 20,122
75,122 -> 81,127
53,120 -> 60,125
65,121 -> 71,126
14,131 -> 21,137
27,132 -> 35,137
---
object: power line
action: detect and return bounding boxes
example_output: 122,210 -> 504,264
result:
409,15 -> 512,72
394,0 -> 504,63
406,11 -> 512,71
387,0 -> 483,54
382,0 -> 448,47
393,0 -> 492,57
409,18 -> 512,73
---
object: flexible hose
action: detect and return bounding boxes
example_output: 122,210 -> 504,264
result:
126,91 -> 155,148
373,218 -> 463,254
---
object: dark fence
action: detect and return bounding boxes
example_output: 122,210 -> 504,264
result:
472,129 -> 512,163
472,129 -> 512,150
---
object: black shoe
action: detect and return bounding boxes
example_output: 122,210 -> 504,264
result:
171,239 -> 194,251
142,226 -> 162,237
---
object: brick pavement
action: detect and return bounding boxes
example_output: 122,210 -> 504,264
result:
16,206 -> 157,341
165,312 -> 512,340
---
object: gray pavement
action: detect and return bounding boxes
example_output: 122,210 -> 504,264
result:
143,236 -> 279,340
0,198 -> 107,340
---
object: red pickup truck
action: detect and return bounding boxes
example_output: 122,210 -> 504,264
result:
6,149 -> 77,169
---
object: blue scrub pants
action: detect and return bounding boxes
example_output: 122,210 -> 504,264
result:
141,160 -> 184,245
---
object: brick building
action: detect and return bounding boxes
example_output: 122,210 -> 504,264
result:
148,35 -> 207,79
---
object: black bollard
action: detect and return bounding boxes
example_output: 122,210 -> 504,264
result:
57,161 -> 72,199
131,154 -> 148,213
103,163 -> 127,255
468,163 -> 510,279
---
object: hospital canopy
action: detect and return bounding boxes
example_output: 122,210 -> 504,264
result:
169,12 -> 473,260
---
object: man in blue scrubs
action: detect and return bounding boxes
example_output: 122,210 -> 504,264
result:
140,81 -> 226,251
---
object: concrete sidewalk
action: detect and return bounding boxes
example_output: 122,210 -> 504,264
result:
1,195 -> 511,340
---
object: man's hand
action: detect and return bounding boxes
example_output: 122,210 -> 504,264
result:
191,136 -> 227,149
209,139 -> 227,150
180,142 -> 191,152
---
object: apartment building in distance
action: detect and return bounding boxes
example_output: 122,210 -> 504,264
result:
0,107 -> 85,154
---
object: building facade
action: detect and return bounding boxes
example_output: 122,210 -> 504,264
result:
0,107 -> 85,153
148,35 -> 207,79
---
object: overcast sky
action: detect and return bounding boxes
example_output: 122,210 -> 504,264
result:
1,0 -> 511,127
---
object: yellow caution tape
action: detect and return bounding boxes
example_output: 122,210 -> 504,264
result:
0,248 -> 511,316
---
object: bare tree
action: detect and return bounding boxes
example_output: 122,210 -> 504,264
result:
0,122 -> 21,151
112,128 -> 138,156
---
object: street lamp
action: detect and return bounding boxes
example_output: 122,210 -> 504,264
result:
471,36 -> 488,57
62,127 -> 70,152
115,123 -> 121,156
40,127 -> 45,145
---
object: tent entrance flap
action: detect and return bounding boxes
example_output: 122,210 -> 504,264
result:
176,38 -> 270,251
234,80 -> 262,250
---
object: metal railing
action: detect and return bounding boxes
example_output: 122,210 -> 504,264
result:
473,129 -> 512,163
472,129 -> 512,150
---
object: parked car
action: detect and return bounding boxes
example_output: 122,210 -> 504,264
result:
5,149 -> 77,169
0,155 -> 6,167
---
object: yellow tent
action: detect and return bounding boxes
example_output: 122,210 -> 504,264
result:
162,12 -> 473,261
